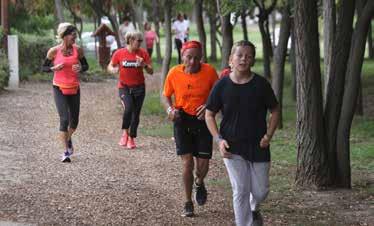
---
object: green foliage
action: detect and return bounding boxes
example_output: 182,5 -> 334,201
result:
16,33 -> 55,80
0,50 -> 9,89
0,28 -> 9,89
219,0 -> 252,15
9,4 -> 54,35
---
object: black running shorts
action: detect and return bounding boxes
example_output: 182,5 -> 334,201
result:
173,111 -> 213,159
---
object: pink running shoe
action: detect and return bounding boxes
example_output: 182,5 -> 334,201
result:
127,137 -> 136,149
118,133 -> 128,146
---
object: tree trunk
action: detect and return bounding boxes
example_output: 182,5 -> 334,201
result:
1,0 -> 8,50
355,79 -> 363,115
54,0 -> 65,23
354,0 -> 365,116
290,19 -> 297,102
220,14 -> 233,69
152,0 -> 162,63
336,0 -> 374,188
367,21 -> 373,58
241,11 -> 248,41
323,0 -> 335,103
272,4 -> 291,130
258,17 -> 273,79
194,0 -> 207,62
254,0 -> 276,80
271,10 -> 276,49
160,0 -> 172,103
131,0 -> 144,31
323,0 -> 355,185
294,0 -> 329,188
208,8 -> 217,61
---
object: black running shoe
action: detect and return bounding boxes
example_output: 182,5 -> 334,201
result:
181,201 -> 194,217
252,210 -> 263,226
194,181 -> 207,206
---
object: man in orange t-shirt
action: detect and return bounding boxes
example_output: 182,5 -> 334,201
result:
163,40 -> 218,217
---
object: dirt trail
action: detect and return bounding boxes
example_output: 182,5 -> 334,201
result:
0,80 -> 372,226
0,81 -> 234,225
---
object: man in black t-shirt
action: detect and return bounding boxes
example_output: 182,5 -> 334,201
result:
205,40 -> 279,226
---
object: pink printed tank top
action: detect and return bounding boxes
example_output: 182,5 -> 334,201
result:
53,45 -> 79,88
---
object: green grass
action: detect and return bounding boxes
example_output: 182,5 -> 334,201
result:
142,91 -> 165,116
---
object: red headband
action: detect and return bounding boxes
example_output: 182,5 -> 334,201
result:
181,40 -> 202,54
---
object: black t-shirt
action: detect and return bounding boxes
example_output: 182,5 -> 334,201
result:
206,74 -> 278,162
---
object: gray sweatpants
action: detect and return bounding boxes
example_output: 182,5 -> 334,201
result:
224,154 -> 270,226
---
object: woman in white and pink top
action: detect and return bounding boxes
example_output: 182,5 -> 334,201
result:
144,22 -> 159,57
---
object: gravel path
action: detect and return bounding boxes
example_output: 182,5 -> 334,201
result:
0,81 -> 234,225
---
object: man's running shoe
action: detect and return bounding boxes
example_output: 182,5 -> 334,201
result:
61,151 -> 71,163
67,139 -> 74,155
127,137 -> 136,149
118,133 -> 129,146
194,181 -> 208,206
181,201 -> 194,217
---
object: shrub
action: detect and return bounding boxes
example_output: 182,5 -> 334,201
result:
16,32 -> 55,80
0,50 -> 9,89
0,28 -> 9,89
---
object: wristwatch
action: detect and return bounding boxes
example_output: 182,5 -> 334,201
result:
214,135 -> 223,144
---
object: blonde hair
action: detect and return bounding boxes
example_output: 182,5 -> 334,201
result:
230,40 -> 256,58
125,31 -> 143,45
56,22 -> 76,42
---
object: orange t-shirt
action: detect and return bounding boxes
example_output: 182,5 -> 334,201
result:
163,63 -> 218,116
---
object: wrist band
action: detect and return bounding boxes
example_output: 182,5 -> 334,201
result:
167,106 -> 173,114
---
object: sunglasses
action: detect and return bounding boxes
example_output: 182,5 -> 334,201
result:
136,39 -> 143,42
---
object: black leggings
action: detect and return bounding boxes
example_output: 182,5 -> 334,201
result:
175,38 -> 183,64
53,86 -> 80,132
119,85 -> 145,138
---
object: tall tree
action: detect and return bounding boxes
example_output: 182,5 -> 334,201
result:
336,0 -> 374,187
206,1 -> 218,61
194,0 -> 207,62
294,0 -> 329,187
152,0 -> 162,63
323,0 -> 335,102
323,0 -> 355,185
160,0 -> 172,102
290,18 -> 297,102
254,0 -> 277,79
241,10 -> 248,41
367,20 -> 373,58
54,0 -> 65,23
217,0 -> 233,69
1,0 -> 8,50
296,0 -> 374,188
368,22 -> 374,59
272,1 -> 291,129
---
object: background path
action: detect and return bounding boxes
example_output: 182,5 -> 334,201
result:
0,81 -> 233,225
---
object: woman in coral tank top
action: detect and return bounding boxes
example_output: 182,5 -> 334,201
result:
42,23 -> 89,162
